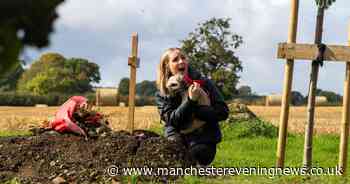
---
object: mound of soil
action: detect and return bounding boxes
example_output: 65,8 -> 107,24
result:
227,103 -> 257,121
0,130 -> 194,183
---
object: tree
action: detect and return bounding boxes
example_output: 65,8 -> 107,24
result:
0,0 -> 64,77
19,53 -> 66,85
118,78 -> 130,96
315,0 -> 336,8
304,0 -> 336,169
315,88 -> 342,104
64,58 -> 101,92
291,91 -> 304,106
0,62 -> 24,91
237,85 -> 252,96
118,78 -> 157,97
136,80 -> 157,97
17,53 -> 101,95
181,17 -> 243,99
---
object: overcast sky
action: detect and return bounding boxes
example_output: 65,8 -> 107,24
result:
25,0 -> 349,95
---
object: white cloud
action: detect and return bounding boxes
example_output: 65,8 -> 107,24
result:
27,0 -> 350,95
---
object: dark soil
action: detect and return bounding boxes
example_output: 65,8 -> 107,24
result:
0,130 -> 194,184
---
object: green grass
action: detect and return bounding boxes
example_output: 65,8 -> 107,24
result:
3,178 -> 21,184
148,119 -> 349,183
178,119 -> 350,183
0,130 -> 32,137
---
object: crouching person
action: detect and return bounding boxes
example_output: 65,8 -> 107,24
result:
155,48 -> 229,166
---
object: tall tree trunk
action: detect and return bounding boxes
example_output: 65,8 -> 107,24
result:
303,6 -> 325,169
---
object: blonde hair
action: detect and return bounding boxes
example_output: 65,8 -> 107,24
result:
157,48 -> 183,95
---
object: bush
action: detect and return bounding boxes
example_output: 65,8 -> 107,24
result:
236,119 -> 278,138
0,92 -> 95,106
222,119 -> 278,138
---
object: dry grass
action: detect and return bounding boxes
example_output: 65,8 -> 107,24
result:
248,106 -> 342,134
0,106 -> 160,131
0,105 -> 344,135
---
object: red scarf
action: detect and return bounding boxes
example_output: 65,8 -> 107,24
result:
183,74 -> 205,87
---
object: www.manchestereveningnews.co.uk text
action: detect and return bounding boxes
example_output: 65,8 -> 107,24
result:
106,165 -> 342,177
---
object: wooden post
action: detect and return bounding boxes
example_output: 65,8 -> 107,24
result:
96,88 -> 101,107
303,6 -> 325,169
128,33 -> 139,133
276,0 -> 299,168
339,23 -> 350,175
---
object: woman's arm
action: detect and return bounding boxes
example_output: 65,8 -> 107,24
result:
155,92 -> 197,128
193,80 -> 229,123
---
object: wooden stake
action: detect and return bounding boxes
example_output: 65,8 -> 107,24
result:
128,33 -> 139,133
276,0 -> 299,168
338,23 -> 350,175
303,6 -> 325,170
96,88 -> 101,106
277,43 -> 350,62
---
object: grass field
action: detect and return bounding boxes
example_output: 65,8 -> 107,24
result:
249,106 -> 342,134
0,105 -> 344,135
177,119 -> 350,184
0,106 -> 160,131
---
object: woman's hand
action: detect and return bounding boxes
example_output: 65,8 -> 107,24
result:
188,82 -> 203,102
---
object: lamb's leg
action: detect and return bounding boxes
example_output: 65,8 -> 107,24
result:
180,118 -> 206,134
197,89 -> 210,106
179,88 -> 209,135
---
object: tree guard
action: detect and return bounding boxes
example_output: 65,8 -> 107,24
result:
276,0 -> 350,175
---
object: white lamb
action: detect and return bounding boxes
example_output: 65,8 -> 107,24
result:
166,73 -> 210,134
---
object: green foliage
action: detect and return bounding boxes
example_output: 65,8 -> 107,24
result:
17,53 -> 100,95
118,78 -> 157,97
291,91 -> 304,106
176,118 -> 348,183
223,119 -> 278,139
0,0 -> 64,77
0,92 -> 94,106
0,130 -> 32,137
117,78 -> 156,106
135,96 -> 156,106
315,88 -> 342,105
118,77 -> 130,96
3,177 -> 21,184
181,17 -> 243,100
315,0 -> 336,9
237,85 -> 252,96
129,174 -> 139,184
136,80 -> 157,97
148,124 -> 164,135
236,120 -> 278,138
0,62 -> 24,91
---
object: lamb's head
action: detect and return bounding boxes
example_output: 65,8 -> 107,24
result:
166,73 -> 186,96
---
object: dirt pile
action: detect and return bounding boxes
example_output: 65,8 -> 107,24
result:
0,130 -> 194,183
227,103 -> 257,121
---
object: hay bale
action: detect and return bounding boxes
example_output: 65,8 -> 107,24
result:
265,95 -> 282,106
35,104 -> 48,108
315,96 -> 328,106
96,88 -> 118,106
265,95 -> 327,106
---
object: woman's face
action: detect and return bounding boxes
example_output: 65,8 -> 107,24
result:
168,49 -> 188,75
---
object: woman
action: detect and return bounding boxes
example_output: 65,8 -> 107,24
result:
155,48 -> 229,166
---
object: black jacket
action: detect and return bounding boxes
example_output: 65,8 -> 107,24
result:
155,67 -> 229,146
